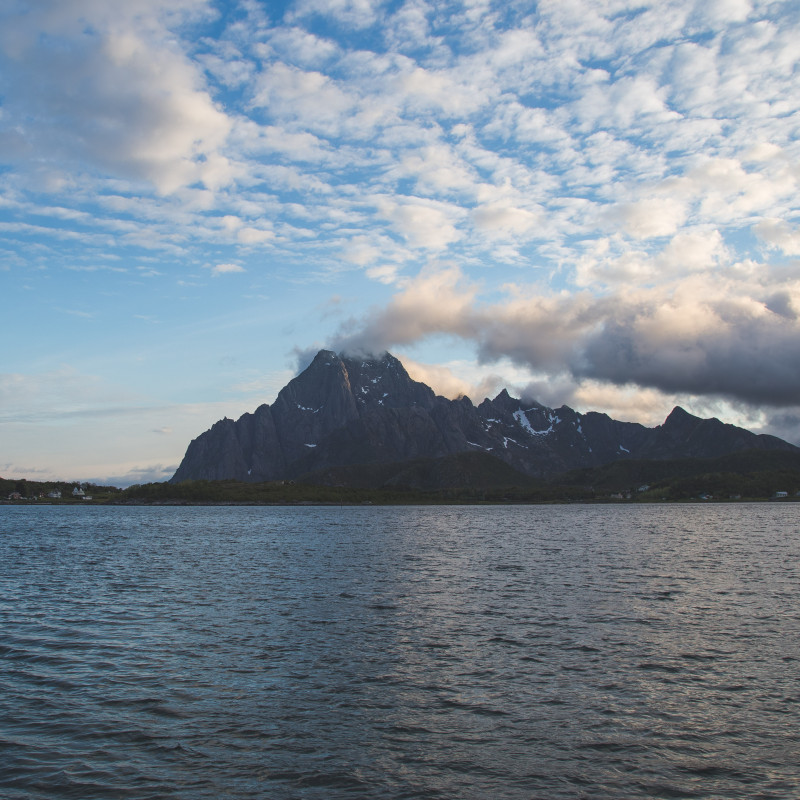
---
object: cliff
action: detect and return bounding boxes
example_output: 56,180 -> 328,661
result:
171,349 -> 798,485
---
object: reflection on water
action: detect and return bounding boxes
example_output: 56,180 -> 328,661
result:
1,503 -> 799,799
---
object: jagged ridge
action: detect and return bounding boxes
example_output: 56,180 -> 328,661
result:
170,349 -> 798,485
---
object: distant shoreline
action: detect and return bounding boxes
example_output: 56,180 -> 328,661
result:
4,497 -> 798,507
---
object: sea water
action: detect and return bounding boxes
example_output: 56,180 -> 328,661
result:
1,503 -> 798,799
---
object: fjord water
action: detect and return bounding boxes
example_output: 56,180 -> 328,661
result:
1,505 -> 798,799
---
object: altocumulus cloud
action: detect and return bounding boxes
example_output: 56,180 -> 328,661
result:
210,263 -> 246,276
3,0 -> 800,479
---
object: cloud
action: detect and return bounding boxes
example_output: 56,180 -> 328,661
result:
331,265 -> 800,408
658,229 -> 727,273
286,0 -> 385,30
615,197 -> 688,240
397,66 -> 488,117
239,124 -> 333,163
390,143 -> 479,198
210,263 -> 246,276
517,375 -> 677,427
570,287 -> 800,405
0,0 -> 234,194
575,229 -> 729,287
250,62 -> 356,134
692,0 -> 752,27
266,26 -> 340,68
472,203 -> 541,238
758,409 -> 800,448
366,265 -> 400,284
763,291 -> 797,320
237,227 -> 274,244
755,218 -> 800,255
332,265 -> 479,353
375,198 -> 463,250
4,0 -> 797,275
4,0 -> 800,480
400,356 -> 504,403
574,75 -> 676,133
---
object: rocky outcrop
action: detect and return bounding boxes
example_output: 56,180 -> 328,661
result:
170,349 -> 799,484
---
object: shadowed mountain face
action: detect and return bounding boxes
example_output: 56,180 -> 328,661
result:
170,350 -> 798,484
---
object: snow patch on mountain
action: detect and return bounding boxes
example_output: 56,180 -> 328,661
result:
514,409 -> 559,436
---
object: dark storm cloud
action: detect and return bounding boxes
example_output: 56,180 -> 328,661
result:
328,267 -> 800,408
575,310 -> 800,406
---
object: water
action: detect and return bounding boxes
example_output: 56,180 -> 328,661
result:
1,503 -> 799,799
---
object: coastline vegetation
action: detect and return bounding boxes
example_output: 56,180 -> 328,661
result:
3,449 -> 800,505
0,479 -> 123,503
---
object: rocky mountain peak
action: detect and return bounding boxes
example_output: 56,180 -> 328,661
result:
483,388 -> 520,415
273,351 -> 355,422
171,350 -> 799,485
338,351 -> 436,410
663,406 -> 698,430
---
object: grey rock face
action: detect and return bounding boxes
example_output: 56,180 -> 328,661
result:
170,350 -> 798,484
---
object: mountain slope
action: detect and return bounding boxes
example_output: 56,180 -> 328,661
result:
170,349 -> 798,485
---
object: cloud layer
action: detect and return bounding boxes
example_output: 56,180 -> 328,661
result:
2,0 -> 800,478
331,265 -> 800,407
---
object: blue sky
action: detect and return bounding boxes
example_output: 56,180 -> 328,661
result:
2,0 -> 800,485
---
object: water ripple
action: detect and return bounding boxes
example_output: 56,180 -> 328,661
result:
1,503 -> 799,799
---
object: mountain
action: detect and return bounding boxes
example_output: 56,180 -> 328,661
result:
170,349 -> 798,485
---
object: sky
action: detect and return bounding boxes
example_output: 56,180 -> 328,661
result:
2,0 -> 800,486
